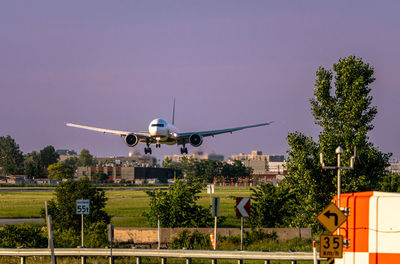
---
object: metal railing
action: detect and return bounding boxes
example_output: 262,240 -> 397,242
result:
0,248 -> 326,263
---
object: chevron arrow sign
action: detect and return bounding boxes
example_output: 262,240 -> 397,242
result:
236,197 -> 251,218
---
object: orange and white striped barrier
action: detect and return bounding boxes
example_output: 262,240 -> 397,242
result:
334,191 -> 400,264
210,233 -> 219,249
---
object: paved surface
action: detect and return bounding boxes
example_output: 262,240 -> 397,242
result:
0,217 -> 128,225
0,218 -> 45,225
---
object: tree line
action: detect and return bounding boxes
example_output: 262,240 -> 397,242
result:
0,140 -> 97,180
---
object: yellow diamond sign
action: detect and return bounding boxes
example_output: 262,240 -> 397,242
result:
317,203 -> 347,233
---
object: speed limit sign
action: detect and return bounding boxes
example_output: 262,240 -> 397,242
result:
320,235 -> 343,258
76,199 -> 90,215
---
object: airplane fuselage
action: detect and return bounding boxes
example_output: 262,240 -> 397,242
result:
148,118 -> 179,145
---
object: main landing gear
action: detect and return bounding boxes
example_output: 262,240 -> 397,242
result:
144,139 -> 152,155
180,146 -> 188,154
144,147 -> 152,155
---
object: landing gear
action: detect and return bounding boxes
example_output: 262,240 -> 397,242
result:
180,147 -> 188,155
144,139 -> 152,155
144,147 -> 152,155
156,143 -> 161,148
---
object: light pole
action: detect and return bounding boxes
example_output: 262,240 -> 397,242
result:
320,146 -> 356,214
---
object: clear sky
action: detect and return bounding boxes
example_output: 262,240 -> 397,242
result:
1,1 -> 399,163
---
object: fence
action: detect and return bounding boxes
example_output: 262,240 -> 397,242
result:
0,248 -> 326,264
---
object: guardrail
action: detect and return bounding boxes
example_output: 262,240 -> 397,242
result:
0,248 -> 326,263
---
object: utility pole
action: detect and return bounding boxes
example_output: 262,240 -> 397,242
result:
320,146 -> 356,218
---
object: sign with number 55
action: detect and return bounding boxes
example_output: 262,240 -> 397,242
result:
76,199 -> 90,215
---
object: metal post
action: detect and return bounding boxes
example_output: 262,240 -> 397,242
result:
240,217 -> 244,251
20,256 -> 25,264
237,260 -> 243,264
109,243 -> 113,264
186,258 -> 192,264
337,150 -> 341,213
214,216 -> 217,250
320,146 -> 356,234
81,214 -> 85,264
211,259 -> 217,264
81,214 -> 84,247
136,256 -> 142,264
158,215 -> 161,249
46,215 -> 56,264
264,261 -> 270,264
161,258 -> 167,264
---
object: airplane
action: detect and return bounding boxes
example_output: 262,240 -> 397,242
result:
66,102 -> 272,155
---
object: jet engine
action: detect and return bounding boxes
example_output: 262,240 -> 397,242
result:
124,133 -> 138,147
189,134 -> 203,147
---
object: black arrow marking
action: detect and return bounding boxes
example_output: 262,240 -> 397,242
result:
324,210 -> 338,226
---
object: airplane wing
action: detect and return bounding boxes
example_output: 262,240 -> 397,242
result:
65,123 -> 150,138
177,122 -> 273,139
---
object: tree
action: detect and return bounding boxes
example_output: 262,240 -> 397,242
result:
47,162 -> 74,181
63,156 -> 79,170
77,149 -> 97,166
92,171 -> 109,183
249,184 -> 295,228
0,224 -> 47,248
0,135 -> 24,175
40,146 -> 59,169
283,56 -> 391,229
44,178 -> 110,247
143,180 -> 213,227
24,151 -> 43,179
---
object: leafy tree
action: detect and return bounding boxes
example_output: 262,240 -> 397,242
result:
249,184 -> 295,228
0,135 -> 24,175
92,171 -> 109,183
47,162 -> 74,181
163,157 -> 252,184
44,178 -> 110,247
283,56 -> 391,229
63,156 -> 79,170
0,224 -> 47,248
40,146 -> 59,169
78,149 -> 97,166
379,172 -> 400,192
143,180 -> 213,227
24,151 -> 43,179
221,160 -> 253,183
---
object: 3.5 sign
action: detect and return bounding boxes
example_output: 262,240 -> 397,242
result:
320,235 -> 343,258
76,199 -> 90,215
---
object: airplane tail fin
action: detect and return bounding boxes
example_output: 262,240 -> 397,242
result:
172,98 -> 176,125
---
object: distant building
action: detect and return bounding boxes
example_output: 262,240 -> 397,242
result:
388,162 -> 400,174
97,154 -> 156,167
56,149 -> 77,156
229,150 -> 286,185
164,151 -> 224,163
76,166 -> 182,184
57,149 -> 78,162
230,150 -> 285,174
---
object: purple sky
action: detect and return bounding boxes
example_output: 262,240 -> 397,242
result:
1,1 -> 400,163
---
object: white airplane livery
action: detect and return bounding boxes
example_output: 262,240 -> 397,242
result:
66,103 -> 272,155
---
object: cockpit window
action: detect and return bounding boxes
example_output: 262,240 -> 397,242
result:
151,124 -> 164,127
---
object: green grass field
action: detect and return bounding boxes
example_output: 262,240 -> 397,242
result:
0,186 -> 252,227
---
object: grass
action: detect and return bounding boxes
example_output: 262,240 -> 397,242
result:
0,186 -> 253,227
